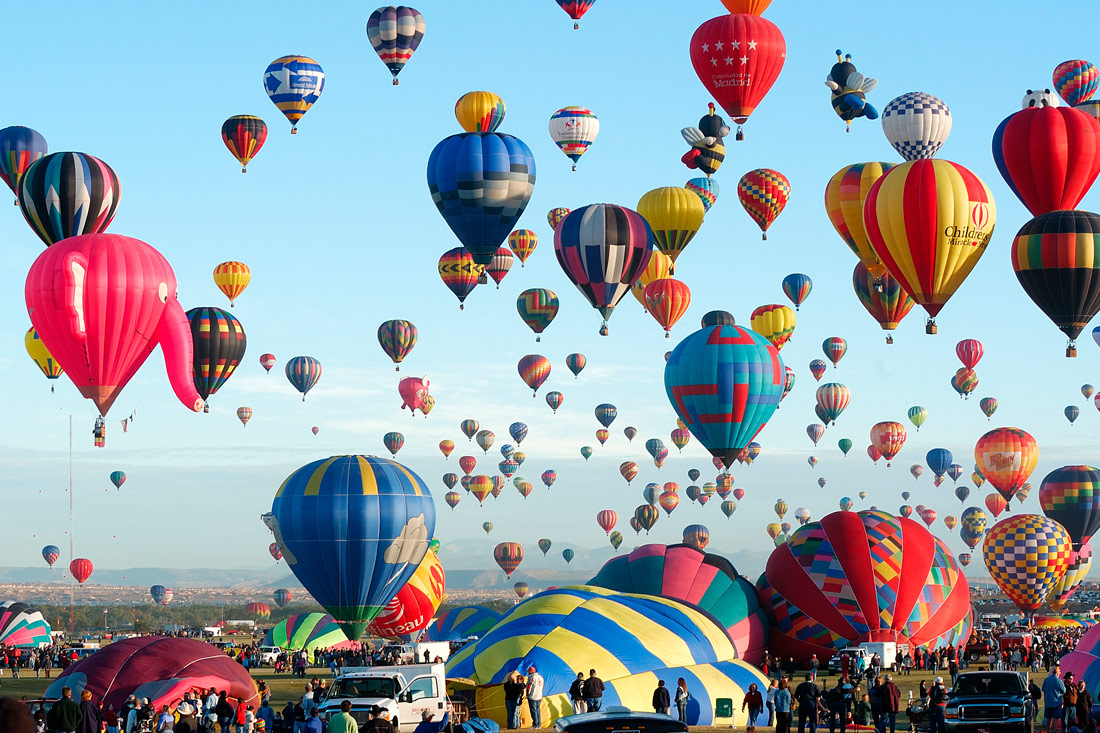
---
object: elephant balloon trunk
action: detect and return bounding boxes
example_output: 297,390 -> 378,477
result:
155,298 -> 204,412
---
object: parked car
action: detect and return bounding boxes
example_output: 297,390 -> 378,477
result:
554,708 -> 688,733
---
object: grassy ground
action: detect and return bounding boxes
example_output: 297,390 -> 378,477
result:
0,664 -> 971,720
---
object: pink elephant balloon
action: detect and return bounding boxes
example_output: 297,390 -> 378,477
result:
398,375 -> 430,415
25,233 -> 203,416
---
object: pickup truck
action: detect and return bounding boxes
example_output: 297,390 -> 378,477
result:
314,664 -> 450,732
943,670 -> 1033,733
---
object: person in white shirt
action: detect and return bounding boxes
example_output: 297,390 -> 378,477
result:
526,666 -> 545,728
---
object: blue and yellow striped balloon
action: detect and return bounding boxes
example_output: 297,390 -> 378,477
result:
263,55 -> 325,132
268,455 -> 436,639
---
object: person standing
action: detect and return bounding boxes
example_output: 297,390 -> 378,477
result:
652,681 -> 671,715
47,686 -> 80,733
766,679 -> 779,727
1062,672 -> 1078,731
156,704 -> 175,732
675,679 -> 690,724
927,677 -> 947,733
584,670 -> 604,713
76,691 -> 100,733
327,701 -> 358,733
810,656 -> 820,682
794,674 -> 821,733
503,672 -> 525,730
526,666 -> 545,728
216,693 -> 234,733
1043,665 -> 1065,733
569,674 -> 587,715
1076,679 -> 1092,727
878,675 -> 900,733
743,683 -> 764,733
774,679 -> 792,733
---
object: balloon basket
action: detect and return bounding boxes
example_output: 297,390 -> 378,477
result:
12,199 -> 17,206
573,22 -> 579,29
395,366 -> 400,372
203,403 -> 210,414
735,127 -> 744,141
925,321 -> 938,335
572,164 -> 577,171
886,335 -> 893,344
536,336 -> 541,342
393,78 -> 399,86
291,128 -> 298,135
1067,344 -> 1078,358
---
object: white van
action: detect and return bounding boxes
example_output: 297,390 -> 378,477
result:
315,664 -> 449,732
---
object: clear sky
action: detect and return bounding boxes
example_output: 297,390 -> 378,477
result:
1,0 -> 1098,587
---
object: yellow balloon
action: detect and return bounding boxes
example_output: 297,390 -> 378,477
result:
765,522 -> 782,540
25,327 -> 63,381
455,91 -> 506,133
631,251 -> 674,309
637,187 -> 705,264
212,261 -> 251,307
824,163 -> 894,279
749,304 -> 796,350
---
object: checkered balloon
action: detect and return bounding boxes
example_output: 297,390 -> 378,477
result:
983,513 -> 1072,613
881,92 -> 952,161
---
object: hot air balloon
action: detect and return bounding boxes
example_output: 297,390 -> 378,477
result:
757,510 -> 971,659
382,432 -> 405,458
555,0 -> 596,29
25,234 -> 203,420
689,13 -> 786,138
910,465 -> 924,480
285,356 -> 321,401
948,464 -> 963,482
562,548 -> 575,563
658,492 -> 680,515
263,56 -> 325,133
366,6 -> 426,85
809,360 -> 827,381
596,510 -> 618,534
109,471 -> 126,490
637,187 -> 706,264
1011,210 -> 1100,356
42,546 -> 60,567
863,158 -> 996,332
517,355 -> 551,396
806,425 -> 825,446
992,104 -> 1100,217
475,430 -> 495,454
881,92 -> 952,160
19,152 -> 120,246
825,162 -> 896,278
594,404 -> 618,428
186,307 -> 246,407
547,207 -> 571,231
781,274 -> 812,311
580,446 -> 593,461
955,486 -> 971,504
70,558 -> 93,585
0,125 -> 46,204
555,204 -> 655,335
492,542 -> 524,578
852,262 -> 915,342
273,588 -> 293,608
985,494 -> 1008,519
750,304 -> 796,350
482,522 -> 494,535
427,128 -> 536,266
259,354 -> 276,373
926,448 -> 953,481
397,376 -> 430,416
444,491 -> 461,510
438,440 -> 455,459
838,439 -> 853,456
620,462 -> 639,485
566,353 -> 586,378
455,91 -> 506,134
634,505 -> 659,534
485,247 -> 514,289
670,428 -> 691,453
549,107 -> 599,171
1053,60 -> 1100,105
738,169 -> 790,240
975,428 -> 1039,503
150,585 -> 172,606
233,406 -> 251,427
624,426 -> 638,442
1039,465 -> 1100,550
867,445 -> 882,464
1066,405 -> 1081,425
815,383 -> 850,425
24,327 -> 63,390
645,279 -> 692,337
686,177 -> 719,213
951,368 -> 979,399
596,429 -> 610,446
438,246 -> 482,309
631,251 -> 674,310
540,470 -> 556,490
377,320 -> 418,371
870,422 -> 906,466
979,397 -> 998,420
1085,385 -> 1096,400
958,553 -> 971,568
269,543 -> 283,562
220,117 -> 267,173
265,456 -> 435,638
546,391 -> 563,413
984,514 -> 1072,613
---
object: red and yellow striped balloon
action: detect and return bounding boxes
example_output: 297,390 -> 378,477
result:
212,261 -> 251,307
863,160 -> 996,326
825,163 -> 895,278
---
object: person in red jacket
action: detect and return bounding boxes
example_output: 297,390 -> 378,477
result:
743,683 -> 765,733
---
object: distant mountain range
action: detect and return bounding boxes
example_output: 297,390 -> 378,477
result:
0,540 -> 775,591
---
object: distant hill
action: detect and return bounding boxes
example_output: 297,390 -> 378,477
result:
0,566 -> 294,588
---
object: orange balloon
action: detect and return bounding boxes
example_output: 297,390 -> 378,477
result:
869,421 -> 907,466
984,493 -> 1008,518
644,278 -> 692,337
719,0 -> 772,14
974,427 -> 1039,504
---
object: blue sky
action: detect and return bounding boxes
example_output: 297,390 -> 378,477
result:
1,0 -> 1099,586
